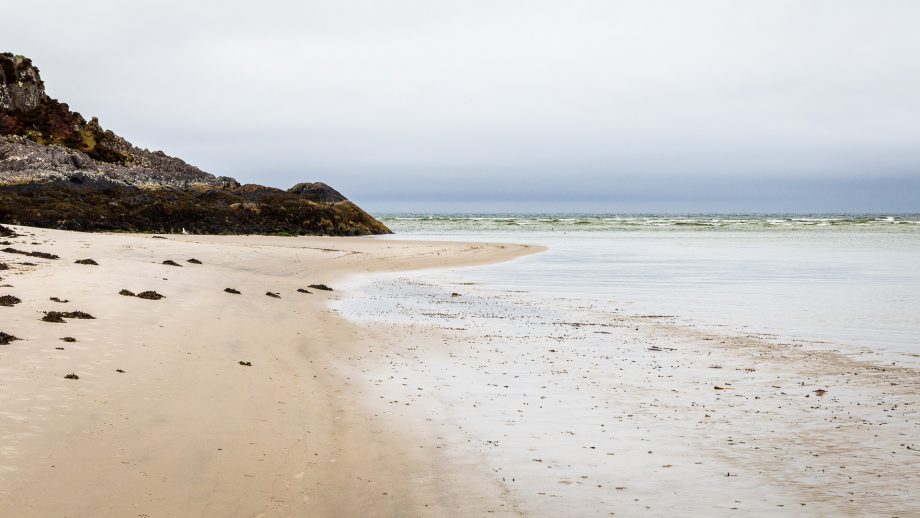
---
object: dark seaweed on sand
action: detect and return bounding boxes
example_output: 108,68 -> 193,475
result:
0,263 -> 9,270
297,288 -> 312,294
187,258 -> 202,264
224,288 -> 241,294
162,260 -> 182,267
1,247 -> 59,260
50,296 -> 69,303
75,259 -> 98,265
0,331 -> 19,345
239,361 -> 252,366
42,310 -> 95,323
64,373 -> 79,380
0,225 -> 18,238
60,337 -> 77,342
266,292 -> 281,298
136,291 -> 165,300
308,284 -> 333,291
0,294 -> 21,306
119,289 -> 136,297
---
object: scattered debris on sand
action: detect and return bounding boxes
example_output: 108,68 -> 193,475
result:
49,297 -> 69,303
136,291 -> 165,300
64,373 -> 79,380
0,331 -> 19,344
0,294 -> 21,306
74,259 -> 98,265
239,361 -> 252,366
2,247 -> 59,260
42,311 -> 95,323
60,337 -> 77,342
308,284 -> 333,291
224,288 -> 241,294
266,292 -> 281,298
162,260 -> 182,267
187,258 -> 202,264
119,289 -> 136,297
297,288 -> 312,294
0,225 -> 19,238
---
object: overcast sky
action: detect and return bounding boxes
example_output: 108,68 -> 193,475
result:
4,1 -> 919,212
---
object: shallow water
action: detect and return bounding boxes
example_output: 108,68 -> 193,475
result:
372,214 -> 920,365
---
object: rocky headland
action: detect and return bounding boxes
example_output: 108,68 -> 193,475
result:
0,53 -> 389,235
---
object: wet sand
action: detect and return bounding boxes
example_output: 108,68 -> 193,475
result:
0,225 -> 537,517
334,274 -> 920,516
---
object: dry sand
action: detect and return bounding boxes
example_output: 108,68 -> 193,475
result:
0,225 -> 537,517
2,225 -> 918,517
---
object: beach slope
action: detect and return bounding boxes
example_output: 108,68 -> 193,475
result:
0,225 -> 538,517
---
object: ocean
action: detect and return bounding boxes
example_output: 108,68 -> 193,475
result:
367,214 -> 920,365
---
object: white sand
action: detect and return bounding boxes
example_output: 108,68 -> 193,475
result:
0,226 -> 537,516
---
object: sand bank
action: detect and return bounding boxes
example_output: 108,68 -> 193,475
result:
0,226 -> 538,517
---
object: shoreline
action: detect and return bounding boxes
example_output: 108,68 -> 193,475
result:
2,224 -> 918,516
333,262 -> 920,516
0,225 -> 538,517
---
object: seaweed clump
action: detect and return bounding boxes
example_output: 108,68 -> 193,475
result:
42,310 -> 95,323
0,294 -> 21,306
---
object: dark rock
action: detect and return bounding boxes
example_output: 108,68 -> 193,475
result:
0,53 -> 45,113
224,288 -> 241,294
0,294 -> 20,306
162,260 -> 181,267
75,258 -> 98,265
136,291 -> 164,300
118,289 -> 135,297
186,258 -> 202,264
0,331 -> 18,344
308,284 -> 333,291
287,182 -> 347,203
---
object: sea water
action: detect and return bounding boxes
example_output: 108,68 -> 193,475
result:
371,214 -> 920,365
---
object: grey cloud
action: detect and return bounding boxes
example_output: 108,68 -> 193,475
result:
3,0 -> 919,211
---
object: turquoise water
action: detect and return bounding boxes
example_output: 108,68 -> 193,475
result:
381,213 -> 920,232
374,214 -> 920,365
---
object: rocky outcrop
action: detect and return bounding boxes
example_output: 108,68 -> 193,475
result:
0,53 -> 390,235
0,54 -> 44,113
287,182 -> 348,203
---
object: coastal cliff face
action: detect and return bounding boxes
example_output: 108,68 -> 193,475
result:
0,53 -> 389,235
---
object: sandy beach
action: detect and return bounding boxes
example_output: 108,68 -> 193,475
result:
0,225 -> 536,516
2,224 -> 919,517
